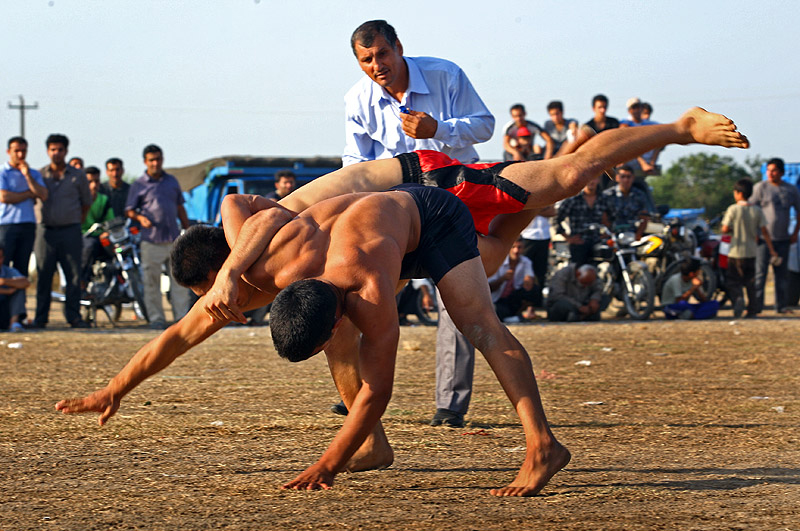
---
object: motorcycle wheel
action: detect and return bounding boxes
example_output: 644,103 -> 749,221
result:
414,288 -> 438,326
659,260 -> 717,304
126,268 -> 149,322
622,267 -> 656,320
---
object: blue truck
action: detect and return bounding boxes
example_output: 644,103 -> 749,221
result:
168,156 -> 343,225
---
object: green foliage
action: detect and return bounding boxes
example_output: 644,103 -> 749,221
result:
648,153 -> 754,220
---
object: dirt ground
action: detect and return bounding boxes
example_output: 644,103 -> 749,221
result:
1,303 -> 799,531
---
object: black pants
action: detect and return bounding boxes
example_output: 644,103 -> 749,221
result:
726,257 -> 756,315
494,287 -> 539,320
34,224 -> 82,325
547,298 -> 602,322
521,238 -> 548,306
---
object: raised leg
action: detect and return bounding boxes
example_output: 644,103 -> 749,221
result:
323,316 -> 394,472
500,107 -> 749,209
437,257 -> 570,496
279,158 -> 404,213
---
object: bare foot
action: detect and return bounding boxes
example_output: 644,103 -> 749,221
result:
343,427 -> 394,472
678,107 -> 750,148
490,440 -> 571,497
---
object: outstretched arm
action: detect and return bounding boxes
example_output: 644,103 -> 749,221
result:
55,300 -> 231,425
283,277 -> 400,491
202,195 -> 296,323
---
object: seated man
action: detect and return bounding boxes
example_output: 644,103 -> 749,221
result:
546,264 -> 605,322
487,237 -> 538,321
55,108 -> 748,496
0,244 -> 30,331
661,258 -> 720,320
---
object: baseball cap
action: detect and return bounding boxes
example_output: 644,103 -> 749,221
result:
626,97 -> 642,109
516,126 -> 532,137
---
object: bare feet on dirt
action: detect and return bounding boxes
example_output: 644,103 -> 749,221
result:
490,441 -> 571,497
344,429 -> 394,472
678,107 -> 749,148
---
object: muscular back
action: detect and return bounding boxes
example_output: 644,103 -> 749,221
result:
247,190 -> 422,295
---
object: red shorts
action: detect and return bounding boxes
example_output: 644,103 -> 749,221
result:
396,150 -> 528,235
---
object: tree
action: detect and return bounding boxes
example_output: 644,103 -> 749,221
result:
648,153 -> 754,221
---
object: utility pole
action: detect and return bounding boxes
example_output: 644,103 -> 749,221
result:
7,95 -> 38,138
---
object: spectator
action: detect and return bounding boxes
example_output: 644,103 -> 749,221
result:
126,144 -> 192,329
547,264 -> 605,322
0,136 -> 48,324
487,238 -> 537,321
520,205 -> 557,310
750,157 -> 800,314
721,178 -> 778,318
555,176 -> 611,265
662,258 -> 720,319
343,19 -> 495,428
619,97 -> 661,176
641,102 -> 653,121
602,165 -> 650,238
33,134 -> 92,329
99,158 -> 130,219
81,166 -> 115,283
543,100 -> 578,159
0,244 -> 30,332
584,94 -> 620,134
502,103 -> 551,161
265,170 -> 297,200
68,157 -> 84,170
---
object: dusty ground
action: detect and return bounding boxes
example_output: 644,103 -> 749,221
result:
1,304 -> 799,531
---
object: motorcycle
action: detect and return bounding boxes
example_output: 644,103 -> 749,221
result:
587,223 -> 657,320
81,219 -> 148,325
639,216 -> 717,303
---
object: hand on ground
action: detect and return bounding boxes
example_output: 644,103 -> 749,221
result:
55,389 -> 119,426
281,464 -> 335,491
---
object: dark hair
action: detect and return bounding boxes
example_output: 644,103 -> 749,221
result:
510,103 -> 526,114
85,166 -> 100,177
767,157 -> 785,174
734,178 -> 754,199
275,169 -> 296,181
642,102 -> 653,115
142,144 -> 163,159
351,20 -> 398,55
170,225 -> 230,287
617,164 -> 635,175
106,157 -> 123,168
270,279 -> 339,362
680,258 -> 701,276
7,136 -> 26,148
547,100 -> 563,113
46,134 -> 69,149
592,94 -> 608,106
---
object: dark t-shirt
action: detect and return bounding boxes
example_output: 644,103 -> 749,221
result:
584,116 -> 620,133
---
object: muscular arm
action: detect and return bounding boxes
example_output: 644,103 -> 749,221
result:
203,194 -> 296,322
283,275 -> 400,490
55,299 -> 230,425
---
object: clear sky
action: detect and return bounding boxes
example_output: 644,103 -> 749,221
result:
2,0 -> 798,181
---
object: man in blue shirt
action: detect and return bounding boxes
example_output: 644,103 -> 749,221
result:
0,137 -> 48,283
341,19 -> 496,428
126,144 -> 191,329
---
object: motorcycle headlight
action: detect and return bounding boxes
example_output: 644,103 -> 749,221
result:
617,232 -> 635,246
